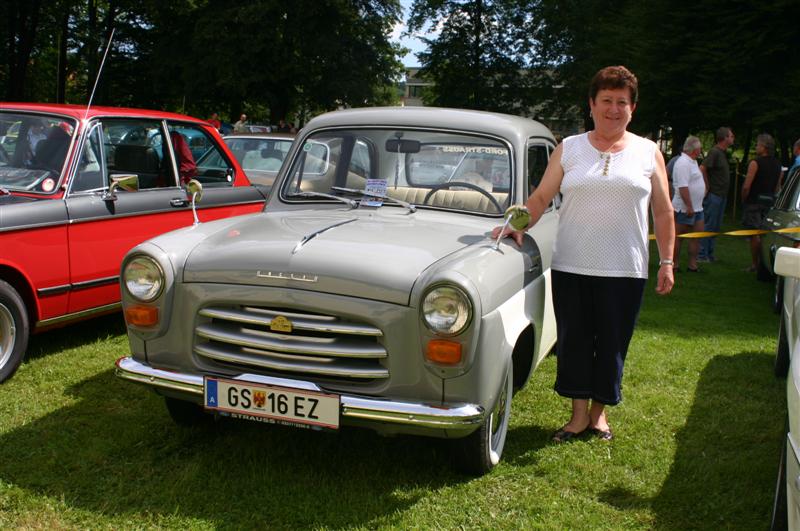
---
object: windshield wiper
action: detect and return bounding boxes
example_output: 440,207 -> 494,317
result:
286,190 -> 357,209
331,186 -> 417,213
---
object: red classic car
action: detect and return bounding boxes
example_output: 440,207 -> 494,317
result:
0,103 -> 268,382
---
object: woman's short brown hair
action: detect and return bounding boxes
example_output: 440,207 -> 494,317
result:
589,65 -> 638,103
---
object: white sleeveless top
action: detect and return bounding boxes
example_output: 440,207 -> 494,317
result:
552,132 -> 657,279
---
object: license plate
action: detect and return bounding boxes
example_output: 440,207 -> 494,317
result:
204,377 -> 340,429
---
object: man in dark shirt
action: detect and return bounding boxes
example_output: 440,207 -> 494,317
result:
741,133 -> 782,272
698,127 -> 734,262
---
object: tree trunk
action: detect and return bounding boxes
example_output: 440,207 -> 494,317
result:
6,0 -> 42,100
57,6 -> 69,103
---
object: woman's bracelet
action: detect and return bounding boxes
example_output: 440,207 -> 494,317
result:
659,259 -> 674,266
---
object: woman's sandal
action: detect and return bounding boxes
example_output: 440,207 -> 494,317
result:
552,425 -> 588,443
589,427 -> 613,440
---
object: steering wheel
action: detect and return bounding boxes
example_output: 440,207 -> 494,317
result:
422,181 -> 503,213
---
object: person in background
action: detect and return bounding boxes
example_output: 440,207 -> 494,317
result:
698,127 -> 735,263
492,65 -> 675,443
741,133 -> 782,272
234,114 -> 248,133
207,112 -> 222,132
671,136 -> 706,273
788,138 -> 800,178
276,119 -> 290,133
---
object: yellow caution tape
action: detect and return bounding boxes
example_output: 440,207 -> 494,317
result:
648,226 -> 800,240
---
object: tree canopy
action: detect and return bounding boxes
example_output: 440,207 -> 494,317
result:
2,0 -> 799,160
0,0 -> 405,124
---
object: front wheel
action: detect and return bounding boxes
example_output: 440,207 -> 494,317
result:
0,280 -> 29,383
453,363 -> 512,475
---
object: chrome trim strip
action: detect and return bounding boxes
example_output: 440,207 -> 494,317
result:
115,357 -> 484,428
66,199 -> 264,225
195,324 -> 386,358
37,275 -> 118,297
194,343 -> 389,378
35,302 -> 120,329
0,219 -> 69,233
38,284 -> 71,296
199,307 -> 383,336
72,275 -> 118,290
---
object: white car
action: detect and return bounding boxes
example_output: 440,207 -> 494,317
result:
772,246 -> 800,529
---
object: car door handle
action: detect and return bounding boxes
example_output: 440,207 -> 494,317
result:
170,198 -> 189,207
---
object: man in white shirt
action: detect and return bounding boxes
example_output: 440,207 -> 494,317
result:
671,136 -> 706,272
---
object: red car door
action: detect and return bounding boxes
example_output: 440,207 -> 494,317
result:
65,118 -> 264,315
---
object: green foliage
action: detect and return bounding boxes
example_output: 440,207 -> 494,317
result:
0,231 -> 786,528
0,0 -> 405,123
407,0 -> 540,113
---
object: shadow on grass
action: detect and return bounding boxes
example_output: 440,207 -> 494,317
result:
25,313 -> 127,361
0,367 -> 467,528
598,351 -> 785,529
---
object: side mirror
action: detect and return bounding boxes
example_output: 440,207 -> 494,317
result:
493,205 -> 531,250
102,173 -> 139,201
185,178 -> 203,225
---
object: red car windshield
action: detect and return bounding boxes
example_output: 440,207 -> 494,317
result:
0,112 -> 76,193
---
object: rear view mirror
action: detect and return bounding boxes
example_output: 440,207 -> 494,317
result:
385,139 -> 420,153
102,173 -> 139,201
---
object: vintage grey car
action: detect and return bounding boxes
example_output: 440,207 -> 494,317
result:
115,107 -> 559,474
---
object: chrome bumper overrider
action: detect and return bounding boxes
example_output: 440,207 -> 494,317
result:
115,356 -> 484,429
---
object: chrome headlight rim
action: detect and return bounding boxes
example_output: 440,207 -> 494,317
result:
123,255 -> 165,303
421,284 -> 473,337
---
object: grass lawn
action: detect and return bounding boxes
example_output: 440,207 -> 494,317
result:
0,227 -> 785,529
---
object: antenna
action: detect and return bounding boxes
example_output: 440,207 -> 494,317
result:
84,27 -> 116,121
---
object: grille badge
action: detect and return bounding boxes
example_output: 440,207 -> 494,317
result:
270,315 -> 293,333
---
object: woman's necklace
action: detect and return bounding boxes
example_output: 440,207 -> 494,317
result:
591,131 -> 624,177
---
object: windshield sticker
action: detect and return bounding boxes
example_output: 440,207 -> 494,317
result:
362,179 -> 387,207
303,142 -> 313,151
438,145 -> 508,155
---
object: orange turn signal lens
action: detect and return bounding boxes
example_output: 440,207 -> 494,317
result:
124,305 -> 159,327
425,339 -> 462,365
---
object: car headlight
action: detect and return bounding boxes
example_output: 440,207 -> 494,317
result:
422,285 -> 472,336
123,256 -> 164,302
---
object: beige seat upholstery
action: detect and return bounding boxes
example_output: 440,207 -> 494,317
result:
387,186 -> 507,213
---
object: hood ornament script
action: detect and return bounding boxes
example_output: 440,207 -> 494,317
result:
257,271 -> 318,283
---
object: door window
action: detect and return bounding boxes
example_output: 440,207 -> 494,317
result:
168,123 -> 234,187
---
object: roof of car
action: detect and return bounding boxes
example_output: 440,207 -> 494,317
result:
304,106 -> 555,143
0,102 -> 208,124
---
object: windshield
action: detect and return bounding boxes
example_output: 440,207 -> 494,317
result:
0,112 -> 77,193
224,137 -> 295,173
281,128 -> 512,215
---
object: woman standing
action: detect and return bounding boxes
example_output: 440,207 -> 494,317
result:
493,65 -> 675,442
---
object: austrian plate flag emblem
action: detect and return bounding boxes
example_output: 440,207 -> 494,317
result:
253,390 -> 266,408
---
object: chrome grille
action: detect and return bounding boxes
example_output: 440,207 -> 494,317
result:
194,306 -> 388,380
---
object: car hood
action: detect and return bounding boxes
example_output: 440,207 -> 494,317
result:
183,209 -> 490,305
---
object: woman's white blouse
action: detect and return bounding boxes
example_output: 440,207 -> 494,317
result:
552,132 -> 657,279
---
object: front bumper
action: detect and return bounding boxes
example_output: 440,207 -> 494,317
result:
115,356 -> 484,434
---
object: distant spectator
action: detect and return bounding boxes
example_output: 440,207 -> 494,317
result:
289,122 -> 298,134
741,133 -> 782,272
208,112 -> 222,132
665,152 -> 680,197
276,119 -> 290,133
788,138 -> 800,178
234,114 -> 248,133
698,127 -> 735,263
671,136 -> 705,273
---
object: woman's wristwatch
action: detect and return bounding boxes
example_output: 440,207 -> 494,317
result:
659,259 -> 674,267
